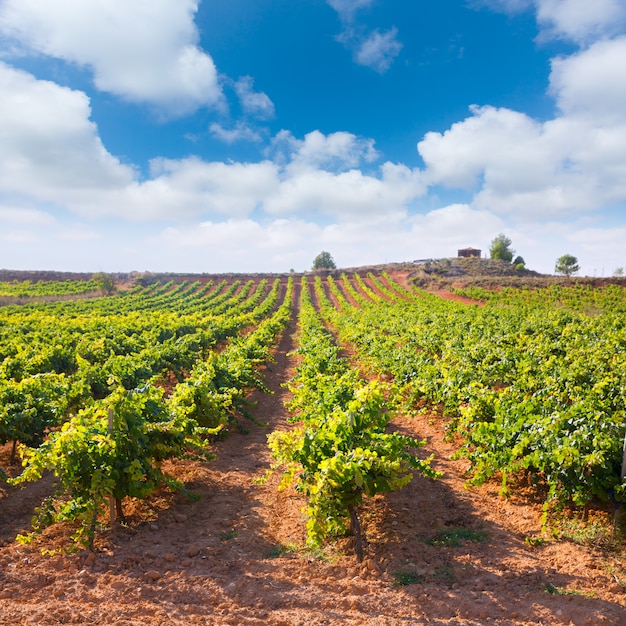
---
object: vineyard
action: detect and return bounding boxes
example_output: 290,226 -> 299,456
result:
1,269 -> 626,625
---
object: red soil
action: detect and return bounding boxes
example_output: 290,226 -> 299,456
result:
1,274 -> 625,625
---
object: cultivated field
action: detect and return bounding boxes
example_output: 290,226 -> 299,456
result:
1,266 -> 625,625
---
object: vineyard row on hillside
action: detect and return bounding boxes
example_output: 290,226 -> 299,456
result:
1,273 -> 626,554
1,278 -> 293,547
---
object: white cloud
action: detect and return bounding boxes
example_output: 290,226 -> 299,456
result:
265,160 -> 425,219
0,68 -> 423,224
0,207 -> 101,250
108,158 -> 280,221
1,52 -> 623,272
155,218 -> 323,272
234,76 -> 275,120
2,61 -> 429,228
0,61 -> 276,222
473,0 -> 626,43
55,224 -> 100,241
287,130 -> 380,171
354,28 -> 403,73
1,37 -> 622,276
209,122 -> 263,144
159,218 -> 317,252
317,204 -> 501,266
160,219 -> 263,249
0,206 -> 56,226
1,229 -> 40,244
419,105 -> 546,190
265,130 -> 303,165
0,3 -> 622,276
0,203 -> 615,277
536,0 -> 626,43
326,0 -> 374,22
328,0 -> 401,72
550,36 -> 626,122
152,205 -> 501,272
265,165 -> 423,218
261,132 -> 423,219
556,224 -> 626,275
411,204 -> 503,240
569,225 -> 626,249
0,62 -> 135,204
418,36 -> 626,220
0,0 -> 223,115
101,130 -> 421,223
419,105 -> 626,218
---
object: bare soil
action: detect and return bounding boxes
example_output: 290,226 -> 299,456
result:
1,281 -> 626,625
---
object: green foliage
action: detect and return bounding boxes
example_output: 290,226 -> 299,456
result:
5,269 -> 625,552
0,373 -> 71,455
269,278 -> 438,559
11,385 -> 213,547
168,278 -> 292,430
312,251 -> 336,271
555,254 -> 580,277
2,276 -> 293,546
272,382 -> 436,545
428,527 -> 487,547
393,570 -> 422,586
219,529 -> 238,541
263,542 -> 300,558
322,278 -> 626,514
93,273 -> 116,295
489,233 -> 515,262
0,279 -> 99,298
513,255 -> 526,271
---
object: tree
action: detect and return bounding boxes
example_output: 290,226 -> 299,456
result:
93,272 -> 116,295
489,234 -> 515,262
312,251 -> 336,271
513,255 -> 526,270
555,254 -> 579,277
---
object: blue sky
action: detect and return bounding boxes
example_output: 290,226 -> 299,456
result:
0,0 -> 625,276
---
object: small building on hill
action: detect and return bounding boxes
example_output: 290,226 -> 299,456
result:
458,247 -> 481,258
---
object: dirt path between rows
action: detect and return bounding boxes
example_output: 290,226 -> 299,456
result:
1,277 -> 626,625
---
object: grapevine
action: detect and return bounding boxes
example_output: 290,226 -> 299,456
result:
268,277 -> 438,560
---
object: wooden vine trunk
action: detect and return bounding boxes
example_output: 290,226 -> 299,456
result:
349,504 -> 365,562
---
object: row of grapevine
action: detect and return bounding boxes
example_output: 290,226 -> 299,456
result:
0,279 -> 282,463
5,268 -> 624,554
453,283 -> 626,314
0,279 -> 100,298
320,274 -> 626,516
168,278 -> 293,431
268,277 -> 438,560
3,278 -> 293,547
